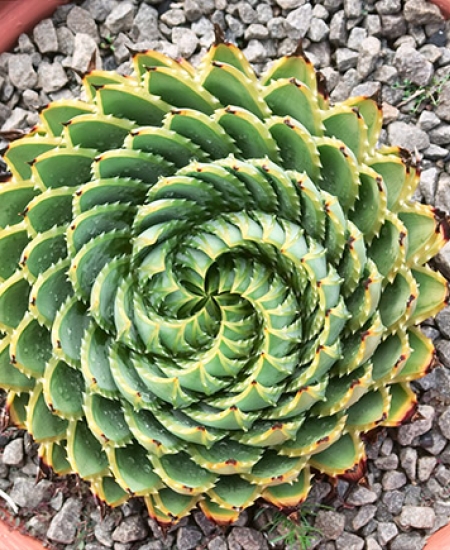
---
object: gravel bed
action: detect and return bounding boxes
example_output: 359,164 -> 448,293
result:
1,0 -> 450,549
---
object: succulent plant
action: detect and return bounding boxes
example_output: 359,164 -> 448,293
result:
0,35 -> 448,525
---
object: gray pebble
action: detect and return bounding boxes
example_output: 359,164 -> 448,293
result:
315,510 -> 345,540
352,505 -> 377,530
382,470 -> 407,491
382,490 -> 405,514
436,336 -> 450,367
67,6 -> 98,40
430,124 -> 450,145
112,515 -> 148,543
418,456 -> 437,482
347,486 -> 378,506
268,18 -> 287,39
47,497 -> 82,544
330,10 -> 347,45
256,5 -> 272,24
375,454 -> 399,470
419,167 -> 439,204
348,27 -> 367,50
228,527 -> 268,550
33,18 -> 59,53
285,4 -> 313,39
38,61 -> 68,93
207,536 -> 227,550
105,2 -> 135,34
381,14 -> 406,38
335,532 -> 364,550
2,438 -> 24,466
377,521 -> 398,546
400,447 -> 417,482
308,18 -> 329,42
438,406 -> 450,440
243,39 -> 268,63
388,121 -> 430,152
275,0 -> 306,9
418,110 -> 441,131
404,0 -> 443,25
366,538 -> 382,550
56,27 -> 75,56
176,526 -> 203,550
335,48 -> 359,71
161,9 -> 186,28
436,307 -> 450,339
435,172 -> 450,212
344,0 -> 363,19
9,478 -> 53,509
436,83 -> 450,122
435,464 -> 450,486
172,27 -> 198,58
8,54 -> 38,90
70,33 -> 101,73
399,506 -> 436,529
357,37 -> 381,78
394,45 -> 433,86
244,24 -> 269,40
376,0 -> 402,14
390,533 -> 424,550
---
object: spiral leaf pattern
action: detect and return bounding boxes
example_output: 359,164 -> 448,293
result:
0,39 -> 448,524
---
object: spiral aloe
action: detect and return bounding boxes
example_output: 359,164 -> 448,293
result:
0,36 -> 448,524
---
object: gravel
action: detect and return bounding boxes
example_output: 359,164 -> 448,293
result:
0,1 -> 450,549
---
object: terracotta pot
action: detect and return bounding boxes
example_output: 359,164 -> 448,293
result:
0,514 -> 46,549
430,0 -> 450,18
0,0 -> 70,54
425,522 -> 450,550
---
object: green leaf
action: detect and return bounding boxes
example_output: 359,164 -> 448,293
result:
151,452 -> 217,495
84,392 -> 131,445
24,186 -> 73,236
323,105 -> 368,161
164,109 -> 236,160
268,116 -> 320,181
65,114 -> 135,151
33,148 -> 96,189
30,259 -> 74,327
316,138 -> 359,213
73,178 -> 148,215
67,204 -> 134,255
107,443 -> 162,495
69,230 -> 131,301
9,314 -> 52,378
125,127 -> 205,168
0,224 -> 29,281
97,84 -> 170,125
27,384 -> 68,442
189,439 -> 262,474
21,226 -> 67,281
215,107 -> 279,162
208,475 -> 260,509
0,337 -> 34,392
0,180 -> 38,228
5,137 -> 60,179
40,100 -> 95,136
52,296 -> 91,367
43,358 -> 84,419
145,66 -> 219,114
93,149 -> 174,183
81,323 -> 118,397
0,272 -> 30,332
309,432 -> 365,475
262,467 -> 311,508
264,79 -> 322,136
201,61 -> 270,119
67,419 -> 108,479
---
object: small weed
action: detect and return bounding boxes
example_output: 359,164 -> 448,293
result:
100,34 -> 115,53
393,73 -> 450,113
255,503 -> 329,549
